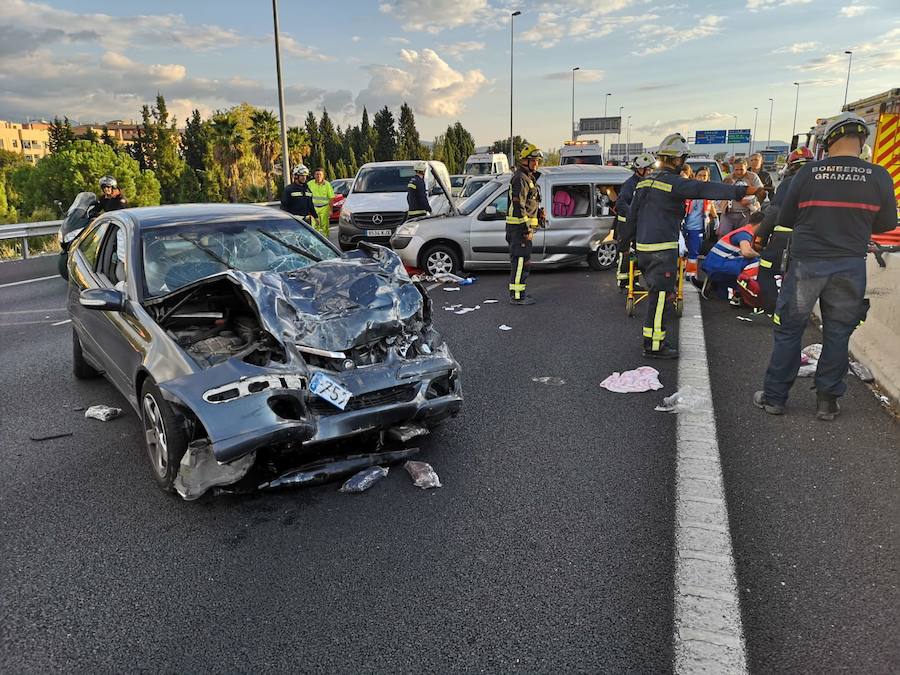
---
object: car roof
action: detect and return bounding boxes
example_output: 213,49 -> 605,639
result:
119,203 -> 297,230
541,165 -> 631,179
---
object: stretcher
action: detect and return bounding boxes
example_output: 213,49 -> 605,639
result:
625,254 -> 685,318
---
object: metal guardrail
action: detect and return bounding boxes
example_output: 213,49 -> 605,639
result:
0,220 -> 62,259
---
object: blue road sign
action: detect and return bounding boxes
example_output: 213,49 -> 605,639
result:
695,130 -> 727,144
727,129 -> 752,143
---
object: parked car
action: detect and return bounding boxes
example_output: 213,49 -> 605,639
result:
449,174 -> 467,198
329,178 -> 353,223
338,160 -> 453,251
66,203 -> 462,498
459,175 -> 496,200
685,158 -> 725,182
391,165 -> 629,276
464,152 -> 509,175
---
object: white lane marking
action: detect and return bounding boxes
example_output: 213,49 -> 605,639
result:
0,308 -> 66,315
0,275 -> 60,289
51,319 -> 72,326
673,287 -> 748,674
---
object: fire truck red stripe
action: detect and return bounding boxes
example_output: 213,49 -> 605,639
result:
875,137 -> 900,164
798,200 -> 881,211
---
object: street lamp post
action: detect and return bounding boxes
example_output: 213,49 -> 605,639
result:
792,82 -> 800,140
626,116 -> 631,161
731,114 -> 737,157
602,92 -> 611,158
617,106 -> 624,161
509,11 -> 521,166
272,0 -> 291,183
843,50 -> 853,108
751,107 -> 758,155
571,67 -> 580,141
767,98 -> 774,150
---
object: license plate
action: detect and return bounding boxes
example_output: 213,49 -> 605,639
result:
366,229 -> 392,237
309,372 -> 353,410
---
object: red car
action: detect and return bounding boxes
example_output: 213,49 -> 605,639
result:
330,179 -> 353,223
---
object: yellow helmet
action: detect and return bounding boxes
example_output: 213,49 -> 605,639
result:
518,143 -> 544,162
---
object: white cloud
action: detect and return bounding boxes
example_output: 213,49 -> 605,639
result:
794,28 -> 900,76
279,35 -> 333,62
747,0 -> 812,10
544,69 -> 605,82
633,16 -> 723,56
356,48 -> 487,117
519,6 -> 658,49
100,52 -> 187,83
633,112 -> 736,135
437,41 -> 487,58
379,0 -> 503,33
351,36 -> 361,42
840,2 -> 873,17
387,36 -> 411,44
774,41 -> 819,54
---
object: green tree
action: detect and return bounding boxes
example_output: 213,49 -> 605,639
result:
175,163 -> 202,203
396,102 -> 428,160
346,146 -> 359,176
210,114 -> 244,202
360,107 -> 375,157
100,126 -> 118,150
48,116 -> 76,152
287,126 -> 310,169
319,109 -> 342,168
373,106 -> 397,161
304,111 -> 319,155
139,94 -> 186,204
489,135 -> 530,165
78,127 -> 99,143
250,109 -> 281,200
0,148 -> 24,172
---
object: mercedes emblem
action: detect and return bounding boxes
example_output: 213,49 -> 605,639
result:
372,214 -> 384,225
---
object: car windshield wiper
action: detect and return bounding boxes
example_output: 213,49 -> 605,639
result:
177,234 -> 235,270
258,230 -> 322,263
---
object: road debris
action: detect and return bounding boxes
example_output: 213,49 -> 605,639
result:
404,460 -> 441,489
443,287 -> 461,292
455,306 -> 481,315
443,304 -> 462,311
386,424 -> 430,444
849,361 -> 875,382
737,316 -> 753,322
483,299 -> 499,304
498,324 -> 512,331
30,432 -> 74,442
600,366 -> 663,393
174,441 -> 256,501
84,405 -> 122,422
532,376 -> 566,386
259,448 -> 420,491
339,466 -> 389,493
654,385 -> 712,414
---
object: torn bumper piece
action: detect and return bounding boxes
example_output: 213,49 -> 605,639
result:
174,441 -> 256,501
259,447 -> 421,491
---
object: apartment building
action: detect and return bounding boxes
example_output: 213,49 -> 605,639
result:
0,121 -> 51,163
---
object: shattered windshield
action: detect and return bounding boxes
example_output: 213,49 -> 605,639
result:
141,217 -> 338,297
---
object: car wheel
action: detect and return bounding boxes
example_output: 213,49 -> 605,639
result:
72,329 -> 99,379
422,244 -> 461,277
588,241 -> 617,270
58,251 -> 69,280
141,379 -> 189,493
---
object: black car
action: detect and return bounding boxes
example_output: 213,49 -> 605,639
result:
67,204 -> 462,498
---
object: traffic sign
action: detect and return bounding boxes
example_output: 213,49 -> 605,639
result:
577,117 -> 621,134
727,129 -> 752,143
695,130 -> 727,144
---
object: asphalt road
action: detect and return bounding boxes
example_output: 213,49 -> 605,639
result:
0,259 -> 896,673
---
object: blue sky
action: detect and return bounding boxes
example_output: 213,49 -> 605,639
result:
2,0 -> 898,151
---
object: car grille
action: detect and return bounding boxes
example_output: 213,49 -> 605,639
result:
352,212 -> 407,229
308,383 -> 418,416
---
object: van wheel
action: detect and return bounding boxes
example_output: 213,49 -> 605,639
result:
72,329 -> 99,379
141,379 -> 189,493
589,241 -> 617,270
422,244 -> 461,276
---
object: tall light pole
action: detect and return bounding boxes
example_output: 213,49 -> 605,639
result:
792,82 -> 800,139
751,107 -> 758,155
509,10 -> 521,165
731,114 -> 738,157
626,115 -> 631,160
617,106 -> 624,160
272,0 -> 291,183
843,50 -> 853,108
571,67 -> 580,141
767,97 -> 774,150
602,92 -> 611,158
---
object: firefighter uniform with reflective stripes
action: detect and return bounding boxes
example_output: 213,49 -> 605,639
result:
506,166 -> 541,300
627,169 -> 748,353
406,174 -> 432,219
280,181 -> 318,224
614,172 -> 639,282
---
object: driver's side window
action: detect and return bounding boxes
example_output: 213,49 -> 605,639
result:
479,192 -> 508,221
96,224 -> 127,291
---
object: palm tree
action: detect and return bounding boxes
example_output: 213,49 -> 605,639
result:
250,110 -> 280,200
287,126 -> 311,170
210,115 -> 244,202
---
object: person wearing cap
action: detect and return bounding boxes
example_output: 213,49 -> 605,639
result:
754,113 -> 898,421
308,167 -> 335,237
627,133 -> 767,358
280,164 -> 318,227
406,161 -> 432,220
506,144 -> 545,305
98,175 -> 127,211
614,152 -> 656,288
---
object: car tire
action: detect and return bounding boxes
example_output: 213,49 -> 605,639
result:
58,251 -> 69,280
588,241 -> 617,270
72,329 -> 99,379
421,243 -> 461,277
141,379 -> 189,493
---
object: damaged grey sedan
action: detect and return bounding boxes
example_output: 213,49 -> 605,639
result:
65,204 -> 462,499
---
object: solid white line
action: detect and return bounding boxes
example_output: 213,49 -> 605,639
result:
51,319 -> 71,326
0,275 -> 59,289
673,287 -> 748,674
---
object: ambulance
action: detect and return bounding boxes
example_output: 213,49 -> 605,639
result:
559,140 -> 604,166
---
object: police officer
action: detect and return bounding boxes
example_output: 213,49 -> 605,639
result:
407,161 -> 432,220
754,113 -> 898,420
506,144 -> 545,305
98,176 -> 127,211
280,165 -> 318,227
614,152 -> 656,287
628,133 -> 767,358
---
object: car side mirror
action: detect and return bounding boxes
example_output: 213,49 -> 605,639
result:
484,205 -> 497,217
80,287 -> 125,312
429,185 -> 442,196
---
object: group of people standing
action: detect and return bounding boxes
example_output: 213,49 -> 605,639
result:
279,164 -> 336,237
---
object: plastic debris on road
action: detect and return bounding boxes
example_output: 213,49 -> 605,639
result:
849,361 -> 875,382
532,376 -> 566,386
498,324 -> 512,331
600,366 -> 663,393
84,405 -> 122,422
174,442 -> 256,501
455,306 -> 480,315
434,272 -> 464,283
404,460 -> 442,489
737,316 -> 753,322
802,343 -> 823,360
443,287 -> 461,292
443,304 -> 462,311
798,343 -> 822,377
483,299 -> 499,304
386,424 -> 430,444
654,385 -> 713,414
339,466 -> 389,493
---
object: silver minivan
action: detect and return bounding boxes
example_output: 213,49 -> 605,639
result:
391,165 -> 629,276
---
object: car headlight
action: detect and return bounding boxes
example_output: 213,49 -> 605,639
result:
339,208 -> 353,225
394,222 -> 419,238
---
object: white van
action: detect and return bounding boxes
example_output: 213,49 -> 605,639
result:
560,141 -> 604,166
338,160 -> 453,251
464,153 -> 509,175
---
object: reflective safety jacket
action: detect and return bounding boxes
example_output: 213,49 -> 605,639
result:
407,174 -> 432,217
308,180 -> 335,218
628,168 -> 747,253
708,224 -> 756,262
506,166 -> 541,232
280,181 -> 317,220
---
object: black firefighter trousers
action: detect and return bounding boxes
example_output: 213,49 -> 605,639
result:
506,224 -> 532,299
637,249 -> 678,352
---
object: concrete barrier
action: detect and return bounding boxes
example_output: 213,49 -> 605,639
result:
851,252 -> 900,402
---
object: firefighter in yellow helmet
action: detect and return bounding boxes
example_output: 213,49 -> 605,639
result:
506,143 -> 545,305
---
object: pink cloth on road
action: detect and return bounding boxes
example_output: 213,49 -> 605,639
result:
600,366 -> 663,393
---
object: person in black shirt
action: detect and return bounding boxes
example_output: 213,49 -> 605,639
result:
755,113 -> 898,420
749,152 -> 774,196
406,161 -> 432,218
280,165 -> 318,226
98,175 -> 127,211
